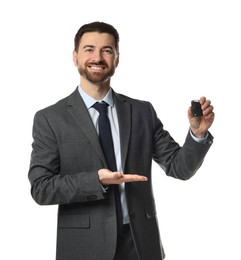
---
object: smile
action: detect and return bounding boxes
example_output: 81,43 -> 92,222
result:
88,65 -> 106,71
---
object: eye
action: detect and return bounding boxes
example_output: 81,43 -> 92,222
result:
103,48 -> 113,54
84,48 -> 94,53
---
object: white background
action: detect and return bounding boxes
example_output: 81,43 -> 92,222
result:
1,0 -> 240,259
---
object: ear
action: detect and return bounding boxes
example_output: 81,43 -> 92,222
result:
73,51 -> 78,66
115,52 -> 120,68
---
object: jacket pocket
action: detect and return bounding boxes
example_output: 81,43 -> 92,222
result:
58,213 -> 90,229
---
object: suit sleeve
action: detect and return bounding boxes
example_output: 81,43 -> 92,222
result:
28,111 -> 105,205
150,102 -> 214,180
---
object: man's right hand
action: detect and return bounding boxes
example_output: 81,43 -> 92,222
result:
98,169 -> 148,185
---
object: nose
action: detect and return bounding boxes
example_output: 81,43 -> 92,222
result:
91,50 -> 104,62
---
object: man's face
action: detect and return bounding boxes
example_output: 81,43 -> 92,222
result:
73,32 -> 119,84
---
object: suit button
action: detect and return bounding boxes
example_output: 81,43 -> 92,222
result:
129,210 -> 135,219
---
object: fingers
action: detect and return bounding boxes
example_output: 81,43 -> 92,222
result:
199,96 -> 206,105
98,169 -> 148,185
200,98 -> 214,117
120,174 -> 148,183
197,96 -> 214,116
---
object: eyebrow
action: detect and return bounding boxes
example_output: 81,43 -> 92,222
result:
83,45 -> 114,50
83,45 -> 94,49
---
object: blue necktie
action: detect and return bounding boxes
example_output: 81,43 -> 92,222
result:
93,102 -> 123,231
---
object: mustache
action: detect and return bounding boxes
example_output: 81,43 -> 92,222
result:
87,61 -> 108,66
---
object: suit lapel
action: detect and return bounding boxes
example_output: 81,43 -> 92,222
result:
66,88 -> 132,171
67,89 -> 107,166
113,92 -> 131,171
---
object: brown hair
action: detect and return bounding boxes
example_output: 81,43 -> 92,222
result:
74,21 -> 119,52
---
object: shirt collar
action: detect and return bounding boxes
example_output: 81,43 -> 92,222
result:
78,86 -> 114,109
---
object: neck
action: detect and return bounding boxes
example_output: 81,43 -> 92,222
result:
80,77 -> 111,100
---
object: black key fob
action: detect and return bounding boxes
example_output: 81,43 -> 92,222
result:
191,100 -> 203,117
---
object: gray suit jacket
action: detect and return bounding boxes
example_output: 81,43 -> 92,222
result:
28,88 -> 213,260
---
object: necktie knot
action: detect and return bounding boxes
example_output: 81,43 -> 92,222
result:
92,102 -> 109,114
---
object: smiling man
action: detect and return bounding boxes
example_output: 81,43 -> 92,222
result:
28,21 -> 215,260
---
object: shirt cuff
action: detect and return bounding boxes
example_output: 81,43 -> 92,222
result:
100,184 -> 108,193
190,130 -> 209,144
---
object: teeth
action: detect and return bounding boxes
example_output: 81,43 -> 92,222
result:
90,66 -> 103,70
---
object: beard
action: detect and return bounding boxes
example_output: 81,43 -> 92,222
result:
77,63 -> 116,84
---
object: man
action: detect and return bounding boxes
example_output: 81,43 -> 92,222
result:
28,21 -> 215,260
